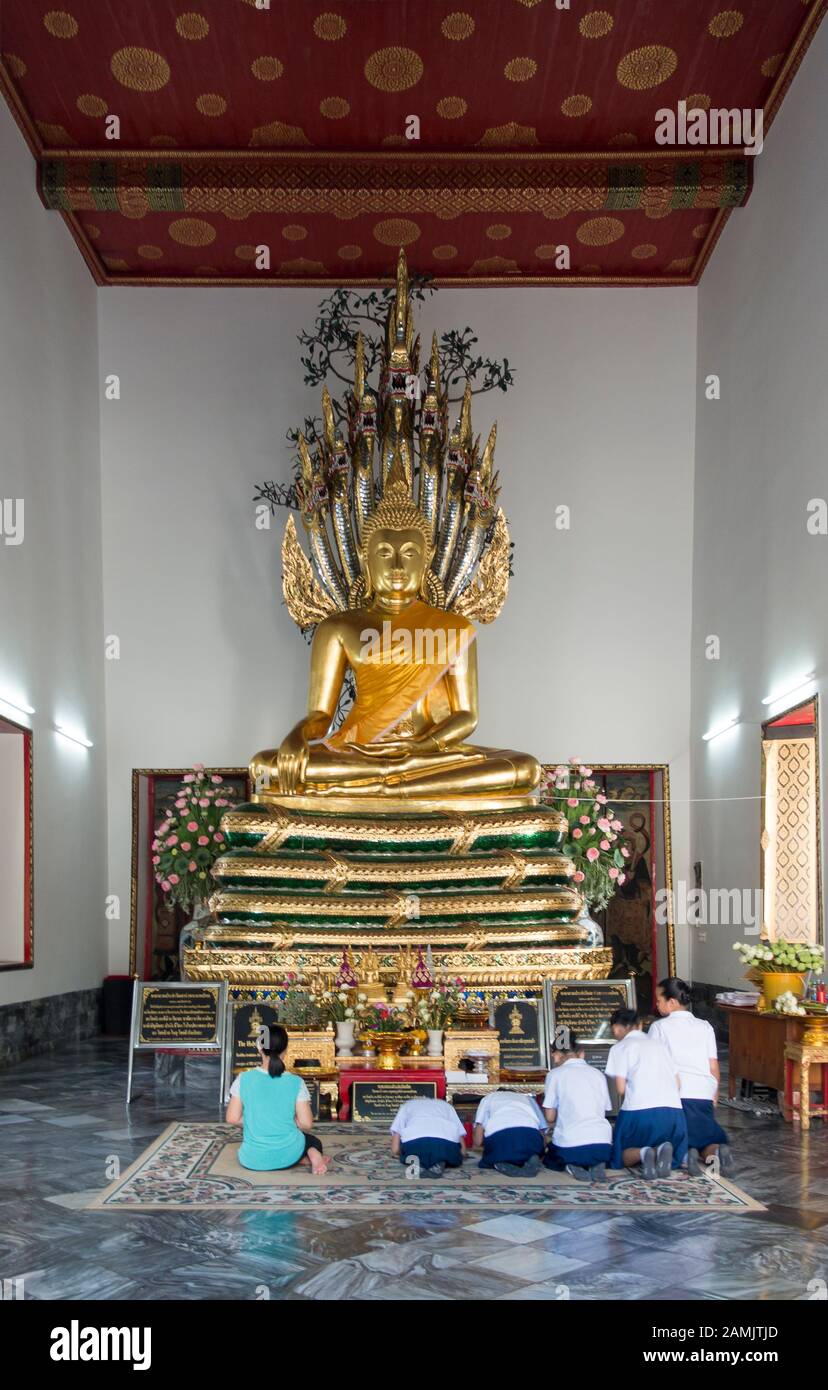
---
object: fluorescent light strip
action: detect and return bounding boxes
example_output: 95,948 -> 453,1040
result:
702,716 -> 740,743
0,696 -> 35,718
55,724 -> 93,749
762,673 -> 815,708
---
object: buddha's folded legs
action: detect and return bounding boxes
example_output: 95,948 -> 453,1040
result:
379,747 -> 540,796
249,744 -> 540,797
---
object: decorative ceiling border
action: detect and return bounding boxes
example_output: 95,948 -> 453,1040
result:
1,0 -> 824,289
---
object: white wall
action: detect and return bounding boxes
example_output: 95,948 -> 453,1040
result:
690,21 -> 828,986
99,285 -> 697,973
0,102 -> 108,1005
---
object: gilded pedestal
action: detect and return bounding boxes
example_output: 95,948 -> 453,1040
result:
184,801 -> 613,991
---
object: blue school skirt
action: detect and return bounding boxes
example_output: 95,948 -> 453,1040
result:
544,1141 -> 612,1171
400,1138 -> 463,1169
681,1098 -> 728,1150
479,1126 -> 546,1169
611,1107 -> 688,1169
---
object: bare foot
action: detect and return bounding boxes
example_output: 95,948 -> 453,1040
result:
309,1154 -> 331,1175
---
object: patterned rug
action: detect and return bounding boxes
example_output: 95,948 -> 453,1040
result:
87,1123 -> 765,1213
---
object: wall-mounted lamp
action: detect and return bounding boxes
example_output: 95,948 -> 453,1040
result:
761,672 -> 815,714
0,695 -> 35,721
702,715 -> 740,743
55,724 -> 93,749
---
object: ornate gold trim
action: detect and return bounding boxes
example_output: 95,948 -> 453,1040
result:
213,850 -> 573,887
191,920 -> 587,950
225,804 -> 567,849
184,945 -> 613,988
209,887 -> 582,920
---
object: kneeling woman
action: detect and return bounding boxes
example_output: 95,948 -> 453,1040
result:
225,1024 -> 330,1175
605,1007 -> 688,1177
390,1097 -> 467,1178
649,977 -> 732,1175
542,1032 -> 613,1182
474,1089 -> 547,1176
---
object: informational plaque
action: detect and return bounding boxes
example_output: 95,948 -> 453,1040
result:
351,1079 -> 437,1123
543,979 -> 634,1055
222,1000 -> 281,1102
127,979 -> 227,1104
494,997 -> 544,1070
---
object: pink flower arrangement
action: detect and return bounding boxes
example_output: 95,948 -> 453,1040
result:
541,757 -> 628,909
152,765 -> 240,912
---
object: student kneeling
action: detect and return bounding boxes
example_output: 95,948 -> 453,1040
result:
390,1097 -> 467,1178
474,1089 -> 547,1176
605,1007 -> 688,1178
543,1032 -> 612,1183
225,1024 -> 329,1175
649,977 -> 733,1176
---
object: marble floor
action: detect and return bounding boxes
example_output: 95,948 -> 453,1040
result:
1,1039 -> 827,1301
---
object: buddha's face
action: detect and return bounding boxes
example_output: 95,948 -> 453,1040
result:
365,526 -> 427,606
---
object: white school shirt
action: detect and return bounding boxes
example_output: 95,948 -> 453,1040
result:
389,1098 -> 466,1144
649,1012 -> 718,1101
604,1030 -> 682,1112
542,1058 -> 612,1148
474,1090 -> 547,1137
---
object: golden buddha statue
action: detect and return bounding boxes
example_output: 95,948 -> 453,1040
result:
251,249 -> 540,814
186,249 -> 613,993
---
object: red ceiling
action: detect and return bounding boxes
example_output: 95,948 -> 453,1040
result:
0,0 -> 824,286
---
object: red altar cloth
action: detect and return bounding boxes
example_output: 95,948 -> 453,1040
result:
338,1066 -> 446,1121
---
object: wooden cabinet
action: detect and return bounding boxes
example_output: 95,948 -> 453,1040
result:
722,1005 -> 812,1095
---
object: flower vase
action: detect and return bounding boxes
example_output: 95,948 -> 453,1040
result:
178,901 -> 211,980
427,1028 -> 444,1057
574,901 -> 604,949
335,1019 -> 356,1057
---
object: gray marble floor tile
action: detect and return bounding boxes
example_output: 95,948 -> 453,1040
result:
0,1099 -> 54,1112
17,1259 -> 145,1301
362,1280 -> 451,1300
471,1245 -> 587,1282
40,1113 -> 108,1128
464,1214 -> 557,1244
537,1229 -> 644,1264
44,1191 -> 106,1210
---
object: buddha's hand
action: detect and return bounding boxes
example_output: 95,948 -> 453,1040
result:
276,728 -> 310,793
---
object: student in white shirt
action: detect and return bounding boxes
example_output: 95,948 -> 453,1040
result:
649,977 -> 732,1175
389,1097 -> 467,1178
473,1089 -> 547,1177
542,1032 -> 613,1183
605,1007 -> 688,1178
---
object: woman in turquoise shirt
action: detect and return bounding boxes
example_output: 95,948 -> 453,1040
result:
225,1023 -> 329,1174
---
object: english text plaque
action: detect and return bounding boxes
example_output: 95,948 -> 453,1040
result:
222,1000 -> 281,1102
543,978 -> 634,1056
493,997 -> 545,1071
127,979 -> 227,1104
351,1079 -> 437,1122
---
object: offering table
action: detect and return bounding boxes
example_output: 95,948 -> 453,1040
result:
337,1059 -> 446,1121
